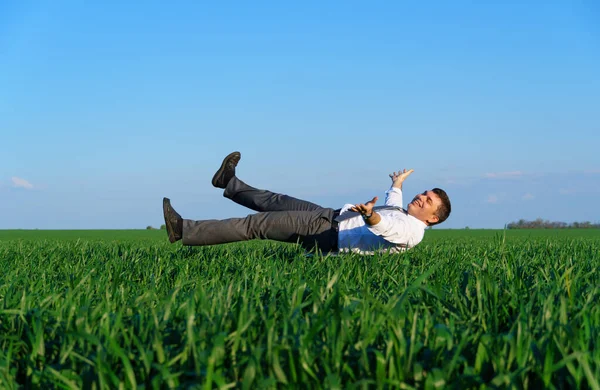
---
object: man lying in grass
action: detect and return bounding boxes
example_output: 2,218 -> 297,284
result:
163,152 -> 451,254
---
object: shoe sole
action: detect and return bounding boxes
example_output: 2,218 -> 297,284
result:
211,151 -> 241,188
163,197 -> 177,243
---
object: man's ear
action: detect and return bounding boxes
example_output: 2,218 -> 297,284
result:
427,215 -> 440,225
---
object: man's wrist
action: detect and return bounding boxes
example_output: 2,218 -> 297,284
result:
362,213 -> 373,221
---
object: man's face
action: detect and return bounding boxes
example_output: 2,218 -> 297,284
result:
407,190 -> 442,225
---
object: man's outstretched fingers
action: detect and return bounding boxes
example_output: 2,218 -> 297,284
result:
397,169 -> 414,181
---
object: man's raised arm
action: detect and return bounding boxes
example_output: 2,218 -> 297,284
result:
385,168 -> 414,206
390,168 -> 414,190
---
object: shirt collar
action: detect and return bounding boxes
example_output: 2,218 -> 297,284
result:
406,212 -> 428,229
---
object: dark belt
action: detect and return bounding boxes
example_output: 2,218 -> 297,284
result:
331,208 -> 341,232
330,208 -> 341,252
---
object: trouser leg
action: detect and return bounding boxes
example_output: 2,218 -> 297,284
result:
224,176 -> 324,212
182,208 -> 338,252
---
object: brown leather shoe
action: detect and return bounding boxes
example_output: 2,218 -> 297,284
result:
211,151 -> 241,188
163,197 -> 183,243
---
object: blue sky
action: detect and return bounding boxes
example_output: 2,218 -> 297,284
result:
1,1 -> 599,229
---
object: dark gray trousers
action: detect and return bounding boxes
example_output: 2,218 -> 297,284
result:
182,177 -> 338,252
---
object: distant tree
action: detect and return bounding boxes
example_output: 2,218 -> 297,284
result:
160,224 -> 166,230
506,219 -> 600,229
146,226 -> 155,230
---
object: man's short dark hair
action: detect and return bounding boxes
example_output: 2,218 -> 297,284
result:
430,188 -> 451,226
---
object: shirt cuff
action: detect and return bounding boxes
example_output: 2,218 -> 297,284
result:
386,186 -> 402,195
367,216 -> 392,236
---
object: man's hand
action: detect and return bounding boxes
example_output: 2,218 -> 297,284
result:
350,196 -> 378,215
350,196 -> 382,225
389,168 -> 414,189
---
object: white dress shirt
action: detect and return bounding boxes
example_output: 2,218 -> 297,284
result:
337,186 -> 427,254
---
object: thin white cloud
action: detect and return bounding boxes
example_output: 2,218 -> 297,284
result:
485,171 -> 524,179
486,194 -> 498,204
522,193 -> 535,200
559,188 -> 577,195
11,177 -> 34,189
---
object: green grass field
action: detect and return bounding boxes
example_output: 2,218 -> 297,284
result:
1,229 -> 599,389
